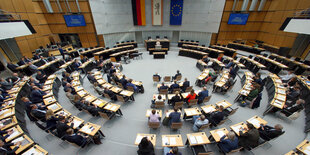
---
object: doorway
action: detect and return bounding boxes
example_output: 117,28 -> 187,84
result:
58,33 -> 82,48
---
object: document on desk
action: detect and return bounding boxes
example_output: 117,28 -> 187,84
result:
186,111 -> 192,115
0,109 -> 9,115
170,137 -> 176,145
8,130 -> 19,140
135,135 -> 143,144
162,137 -> 169,145
249,119 -> 260,127
22,147 -> 39,155
196,136 -> 203,144
105,104 -> 112,109
204,107 -> 215,113
111,106 -> 117,111
4,111 -> 13,117
49,104 -> 58,110
277,89 -> 286,94
189,136 -> 197,144
73,120 -> 82,128
276,95 -> 286,101
274,100 -> 283,106
217,131 -> 225,138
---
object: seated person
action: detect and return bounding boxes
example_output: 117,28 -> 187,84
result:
111,72 -> 120,84
64,73 -> 73,83
221,75 -> 234,92
17,57 -> 26,66
169,81 -> 180,93
201,55 -> 209,63
286,76 -> 297,87
81,57 -> 88,63
63,128 -> 88,147
169,108 -> 181,126
137,137 -> 155,155
93,82 -> 104,95
103,87 -> 117,101
185,89 -> 197,105
28,62 -> 38,73
65,88 -> 77,102
149,109 -> 160,123
281,99 -> 305,117
62,78 -> 69,87
172,70 -> 181,81
151,94 -> 165,106
48,54 -> 56,61
192,115 -> 209,132
87,71 -> 96,84
45,109 -> 59,131
64,83 -> 76,95
243,83 -> 260,104
153,72 -> 161,81
0,139 -> 21,155
170,91 -> 182,107
164,146 -> 182,155
258,124 -> 283,140
30,86 -> 47,103
65,56 -> 73,62
253,73 -> 263,85
36,71 -> 47,83
120,75 -> 128,89
225,60 -> 234,69
238,123 -> 259,149
280,70 -> 294,83
39,56 -> 49,65
72,59 -> 82,71
209,105 -> 225,127
218,131 -> 239,153
204,70 -> 218,84
126,79 -> 138,92
286,86 -> 300,101
181,78 -> 190,92
29,77 -> 42,88
198,87 -> 209,104
74,99 -> 87,111
9,73 -> 20,84
0,91 -> 10,103
6,62 -> 18,72
158,82 -> 168,92
0,78 -> 13,91
84,101 -> 100,116
30,104 -> 47,121
56,116 -> 74,138
229,66 -> 237,79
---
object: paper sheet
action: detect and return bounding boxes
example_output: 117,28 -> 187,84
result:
162,137 -> 169,145
196,136 -> 203,144
250,119 -> 260,127
276,95 -> 286,101
306,146 -> 310,150
111,106 -> 117,111
22,147 -> 40,155
277,89 -> 286,94
49,104 -> 58,110
204,107 -> 215,113
12,136 -> 24,143
0,109 -> 9,115
304,150 -> 310,155
135,135 -> 143,144
186,111 -> 192,115
105,104 -> 112,109
8,130 -> 19,139
170,137 -> 176,145
217,131 -> 225,138
189,136 -> 197,144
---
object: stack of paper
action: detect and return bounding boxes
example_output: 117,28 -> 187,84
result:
204,107 -> 215,113
22,147 -> 39,155
162,137 -> 169,145
196,136 -> 203,144
170,137 -> 176,145
8,130 -> 19,139
111,106 -> 117,111
105,104 -> 112,109
49,104 -> 58,110
189,136 -> 197,144
217,131 -> 225,138
135,135 -> 143,144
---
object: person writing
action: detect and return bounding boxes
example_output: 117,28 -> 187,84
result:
218,131 -> 239,153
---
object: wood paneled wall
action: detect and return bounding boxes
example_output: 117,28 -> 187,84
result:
215,0 -> 310,51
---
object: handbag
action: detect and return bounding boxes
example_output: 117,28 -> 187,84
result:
162,117 -> 170,126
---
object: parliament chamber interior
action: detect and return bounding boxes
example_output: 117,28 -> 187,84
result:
0,0 -> 310,155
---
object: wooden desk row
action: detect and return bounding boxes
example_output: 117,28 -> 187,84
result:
210,58 -> 226,71
213,70 -> 230,92
196,60 -> 208,71
80,47 -> 104,58
256,55 -> 288,74
210,45 -> 236,57
110,49 -> 138,62
182,44 -> 224,58
43,74 -> 103,137
1,77 -> 49,155
179,48 -> 207,60
16,59 -> 40,70
234,72 -> 254,102
178,40 -> 199,47
116,41 -> 137,48
94,45 -> 134,60
270,53 -> 310,75
286,140 -> 310,155
227,42 -> 265,54
37,58 -> 62,70
240,56 -> 265,74
225,57 -> 245,68
263,74 -> 287,116
260,43 -> 279,53
113,70 -> 144,87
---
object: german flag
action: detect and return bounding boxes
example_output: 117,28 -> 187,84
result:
131,0 -> 146,26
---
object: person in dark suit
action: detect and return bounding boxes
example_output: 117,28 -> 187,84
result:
201,55 -> 209,64
181,78 -> 190,92
58,45 -> 65,59
229,66 -> 237,79
198,87 -> 209,104
87,72 -> 96,84
169,81 -> 180,93
30,86 -> 46,103
209,105 -> 226,127
84,101 -> 100,116
103,87 -> 117,101
21,97 -> 37,121
120,75 -> 128,89
65,56 -> 73,62
33,53 -> 40,60
39,56 -> 49,65
153,72 -> 161,81
281,99 -> 305,117
170,91 -> 182,107
17,57 -> 26,66
45,109 -> 59,131
64,73 -> 73,83
0,139 -> 21,155
6,62 -> 18,72
109,66 -> 116,75
286,86 -> 300,101
9,73 -> 20,84
74,99 -> 87,110
64,83 -> 76,95
30,104 -> 47,121
48,54 -> 56,61
72,59 -> 82,71
126,79 -> 138,92
172,70 -> 181,80
56,116 -> 74,138
137,137 -> 155,155
63,128 -> 88,147
81,57 -> 88,63
0,91 -> 10,103
0,78 -> 13,91
218,131 -> 239,153
169,107 -> 181,125
238,123 -> 259,149
24,56 -> 31,62
258,124 -> 283,140
158,82 -> 168,92
36,71 -> 47,83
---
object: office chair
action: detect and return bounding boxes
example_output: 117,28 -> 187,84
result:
156,36 -> 160,39
164,36 -> 168,39
148,36 -> 151,40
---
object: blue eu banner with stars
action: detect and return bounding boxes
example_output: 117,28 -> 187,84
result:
170,0 -> 183,25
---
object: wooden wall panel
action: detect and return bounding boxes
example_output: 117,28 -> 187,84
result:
79,2 -> 90,12
23,0 -> 35,13
16,40 -> 31,57
297,0 -> 310,10
12,0 -> 27,12
0,0 -> 15,12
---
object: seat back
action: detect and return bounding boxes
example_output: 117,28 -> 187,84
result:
189,99 -> 198,106
159,89 -> 168,94
217,118 -> 227,126
116,95 -> 125,102
148,122 -> 160,129
175,75 -> 182,81
127,86 -> 134,92
203,96 -> 212,103
153,76 -> 160,82
198,152 -> 213,155
174,102 -> 184,109
172,88 -> 181,93
185,86 -> 193,92
199,123 -> 210,131
229,107 -> 238,116
171,122 -> 183,130
155,101 -> 165,108
227,147 -> 243,154
117,82 -> 123,89
103,93 -> 111,99
164,76 -> 171,82
99,112 -> 110,120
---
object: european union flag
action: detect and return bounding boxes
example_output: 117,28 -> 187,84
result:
170,0 -> 183,25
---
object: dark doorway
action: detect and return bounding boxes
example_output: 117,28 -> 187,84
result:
59,33 -> 82,48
